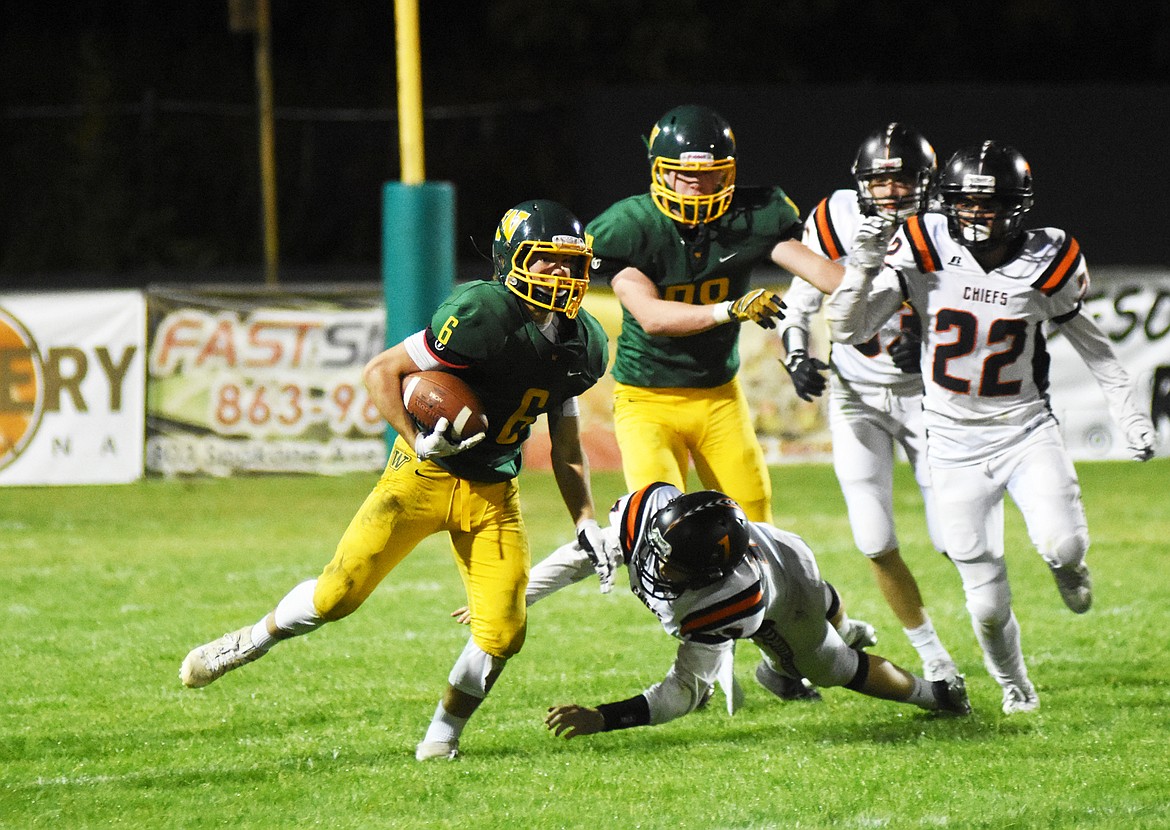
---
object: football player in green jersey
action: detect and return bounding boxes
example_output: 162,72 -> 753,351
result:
180,200 -> 613,761
587,104 -> 844,524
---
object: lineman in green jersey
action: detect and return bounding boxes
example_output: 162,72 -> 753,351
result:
180,200 -> 613,762
587,105 -> 844,523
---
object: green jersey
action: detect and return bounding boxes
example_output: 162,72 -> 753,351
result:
587,187 -> 801,388
420,280 -> 608,483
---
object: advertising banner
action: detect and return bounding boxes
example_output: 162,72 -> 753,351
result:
145,285 -> 388,476
1046,270 -> 1170,460
0,290 -> 146,485
142,270 -> 1169,480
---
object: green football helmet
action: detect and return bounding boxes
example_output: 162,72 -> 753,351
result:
492,199 -> 591,318
647,105 -> 737,225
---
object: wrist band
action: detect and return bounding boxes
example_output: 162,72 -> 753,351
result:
596,695 -> 651,731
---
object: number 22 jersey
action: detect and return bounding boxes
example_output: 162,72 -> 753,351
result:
863,212 -> 1087,466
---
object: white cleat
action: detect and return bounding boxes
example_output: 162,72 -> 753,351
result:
1001,681 -> 1040,714
1051,563 -> 1092,614
415,740 -> 459,761
924,657 -> 959,682
180,626 -> 264,688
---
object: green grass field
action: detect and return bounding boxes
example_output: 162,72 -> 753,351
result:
2,460 -> 1168,829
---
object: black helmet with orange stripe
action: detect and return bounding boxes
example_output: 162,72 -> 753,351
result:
634,490 -> 750,599
852,123 -> 938,221
938,141 -> 1034,251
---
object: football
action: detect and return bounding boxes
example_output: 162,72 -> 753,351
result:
402,370 -> 489,441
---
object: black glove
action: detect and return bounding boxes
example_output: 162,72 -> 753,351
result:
783,350 -> 829,401
887,329 -> 922,374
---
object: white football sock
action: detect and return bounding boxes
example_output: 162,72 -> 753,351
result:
904,615 -> 952,664
423,702 -> 469,744
250,618 -> 276,651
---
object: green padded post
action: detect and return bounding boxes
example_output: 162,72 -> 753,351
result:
381,180 -> 456,450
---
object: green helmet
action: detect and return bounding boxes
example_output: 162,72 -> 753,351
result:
647,105 -> 737,225
492,199 -> 591,318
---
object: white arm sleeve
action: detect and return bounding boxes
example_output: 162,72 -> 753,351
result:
643,639 -> 729,725
402,331 -> 440,370
824,264 -> 903,345
525,540 -> 596,605
1058,311 -> 1155,450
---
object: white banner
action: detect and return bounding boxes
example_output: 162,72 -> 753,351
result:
1047,269 -> 1170,460
145,286 -> 388,476
0,290 -> 146,485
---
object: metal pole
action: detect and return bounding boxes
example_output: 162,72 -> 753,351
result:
255,0 -> 280,285
394,0 -> 425,183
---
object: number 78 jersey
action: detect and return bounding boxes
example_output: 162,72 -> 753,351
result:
882,212 -> 1087,465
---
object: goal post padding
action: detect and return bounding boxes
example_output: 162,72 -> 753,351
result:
380,180 -> 455,448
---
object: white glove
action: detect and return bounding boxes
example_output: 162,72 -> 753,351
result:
413,417 -> 485,460
1124,417 -> 1156,462
576,518 -> 619,594
848,215 -> 896,273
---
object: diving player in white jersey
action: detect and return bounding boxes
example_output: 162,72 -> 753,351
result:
779,124 -> 958,684
826,141 -> 1155,714
541,483 -> 971,738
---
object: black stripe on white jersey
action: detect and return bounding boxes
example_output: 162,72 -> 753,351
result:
678,582 -> 766,644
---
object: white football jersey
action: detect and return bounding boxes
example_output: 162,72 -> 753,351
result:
863,213 -> 1088,465
787,189 -> 922,393
613,482 -> 831,679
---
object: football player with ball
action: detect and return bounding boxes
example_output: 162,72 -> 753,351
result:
181,199 -> 613,761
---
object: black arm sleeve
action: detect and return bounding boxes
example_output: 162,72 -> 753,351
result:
596,694 -> 652,731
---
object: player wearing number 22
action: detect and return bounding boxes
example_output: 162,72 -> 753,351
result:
180,199 -> 610,760
826,141 -> 1156,714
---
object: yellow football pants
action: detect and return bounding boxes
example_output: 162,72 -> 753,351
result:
612,377 -> 772,521
312,436 -> 529,659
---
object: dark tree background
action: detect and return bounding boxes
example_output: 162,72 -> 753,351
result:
2,1 -> 1168,286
